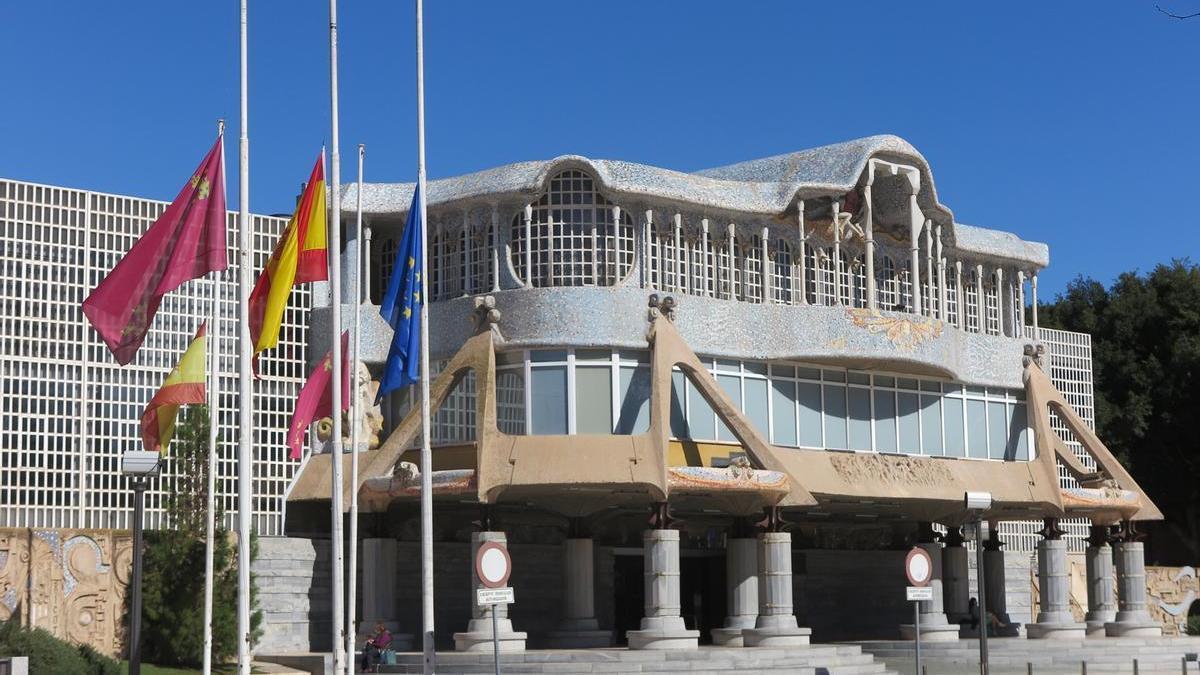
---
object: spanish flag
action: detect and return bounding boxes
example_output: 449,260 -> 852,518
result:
140,322 -> 208,453
249,152 -> 329,366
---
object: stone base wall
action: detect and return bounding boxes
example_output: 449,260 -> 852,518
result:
254,536 -> 331,654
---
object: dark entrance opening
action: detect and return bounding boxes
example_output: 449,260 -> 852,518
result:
612,551 -> 644,645
611,548 -> 727,645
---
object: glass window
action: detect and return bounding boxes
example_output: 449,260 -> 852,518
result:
920,394 -> 943,455
823,369 -> 846,383
966,399 -> 988,458
1011,403 -> 1029,461
847,387 -> 872,451
744,377 -> 769,440
797,382 -> 823,447
796,367 -> 821,381
669,371 -> 688,438
771,379 -> 797,447
616,366 -> 650,434
687,378 -> 717,441
874,375 -> 896,388
823,384 -> 847,449
530,366 -> 567,434
576,365 -> 613,434
987,401 -> 1008,459
716,373 -> 741,442
847,372 -> 870,385
496,369 -> 525,435
874,389 -> 897,452
944,397 -> 965,457
531,350 -> 567,363
898,392 -> 920,453
744,361 -> 768,377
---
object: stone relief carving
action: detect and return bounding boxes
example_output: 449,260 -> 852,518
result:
1146,566 -> 1200,635
846,307 -> 944,351
316,361 -> 384,450
829,453 -> 953,488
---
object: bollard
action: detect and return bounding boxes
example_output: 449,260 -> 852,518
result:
1133,657 -> 1138,675
1081,661 -> 1087,675
1027,662 -> 1033,675
922,667 -> 927,675
1183,655 -> 1187,674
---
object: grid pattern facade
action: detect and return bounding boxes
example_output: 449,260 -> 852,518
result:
0,178 -> 309,535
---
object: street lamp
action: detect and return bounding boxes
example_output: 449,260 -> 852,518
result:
964,491 -> 993,675
123,450 -> 161,675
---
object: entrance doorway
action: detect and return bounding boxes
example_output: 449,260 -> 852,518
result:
611,548 -> 727,645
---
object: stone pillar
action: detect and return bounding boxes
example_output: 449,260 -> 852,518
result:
983,529 -> 1019,637
743,531 -> 810,647
710,537 -> 758,647
358,539 -> 415,649
1084,526 -> 1117,636
900,525 -> 960,642
626,529 -> 699,650
453,531 -> 528,652
1028,520 -> 1086,639
546,538 -> 612,648
1105,538 -> 1162,636
941,528 -> 970,623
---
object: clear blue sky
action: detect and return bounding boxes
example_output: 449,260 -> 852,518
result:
2,2 -> 1197,297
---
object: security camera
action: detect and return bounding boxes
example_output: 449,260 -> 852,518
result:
964,491 -> 993,511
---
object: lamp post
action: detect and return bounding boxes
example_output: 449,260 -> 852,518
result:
965,491 -> 993,675
123,450 -> 161,675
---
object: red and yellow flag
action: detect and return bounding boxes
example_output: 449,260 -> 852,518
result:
249,152 -> 329,366
140,322 -> 208,453
287,330 -> 350,460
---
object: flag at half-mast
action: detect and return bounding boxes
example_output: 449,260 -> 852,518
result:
140,322 -> 208,453
82,136 -> 227,365
249,152 -> 328,368
287,330 -> 350,460
377,184 -> 424,401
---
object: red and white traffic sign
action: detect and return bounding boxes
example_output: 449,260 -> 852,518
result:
475,541 -> 512,589
905,547 -> 933,587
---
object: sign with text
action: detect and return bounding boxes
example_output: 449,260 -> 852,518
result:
906,586 -> 934,602
476,586 -> 515,606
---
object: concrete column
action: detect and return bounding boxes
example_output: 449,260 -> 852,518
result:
744,531 -> 811,647
626,529 -> 699,650
982,532 -> 1019,637
900,536 -> 959,642
1105,540 -> 1162,636
357,539 -> 415,649
547,538 -> 612,647
1084,527 -> 1117,636
1028,526 -> 1086,639
453,531 -> 528,652
941,530 -> 970,623
711,538 -> 758,646
864,186 -> 876,309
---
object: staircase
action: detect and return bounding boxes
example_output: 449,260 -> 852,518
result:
856,636 -> 1200,674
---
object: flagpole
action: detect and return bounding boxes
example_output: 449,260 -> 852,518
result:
327,1 -> 347,673
416,0 -> 435,672
345,143 -> 363,675
202,120 -> 226,675
236,1 -> 254,673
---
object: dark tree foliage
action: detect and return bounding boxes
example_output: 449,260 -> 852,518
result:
130,405 -> 262,667
0,619 -> 119,675
1039,260 -> 1200,562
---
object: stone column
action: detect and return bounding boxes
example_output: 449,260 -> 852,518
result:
900,525 -> 960,642
546,537 -> 612,648
982,528 -> 1019,636
744,530 -> 811,646
1084,526 -> 1117,636
1028,519 -> 1086,639
453,531 -> 528,652
358,539 -> 415,649
626,529 -> 699,649
1105,537 -> 1162,637
941,528 -> 970,623
711,537 -> 758,647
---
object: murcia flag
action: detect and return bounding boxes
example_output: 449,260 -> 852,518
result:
83,136 -> 227,365
140,322 -> 208,453
249,152 -> 328,367
377,184 -> 424,401
287,330 -> 350,460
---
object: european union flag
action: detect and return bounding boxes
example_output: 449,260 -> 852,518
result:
377,184 -> 424,402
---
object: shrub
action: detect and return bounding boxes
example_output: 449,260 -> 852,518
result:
0,618 -> 106,675
76,643 -> 119,675
1187,614 -> 1200,636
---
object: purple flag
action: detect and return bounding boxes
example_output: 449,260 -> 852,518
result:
83,136 -> 228,365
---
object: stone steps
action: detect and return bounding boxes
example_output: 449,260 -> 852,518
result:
372,645 -> 897,674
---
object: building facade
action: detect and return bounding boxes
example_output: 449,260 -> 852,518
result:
287,134 -> 1162,648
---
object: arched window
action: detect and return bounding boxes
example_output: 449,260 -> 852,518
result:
376,237 -> 397,304
984,271 -> 1000,335
945,265 -> 960,326
430,227 -> 464,301
846,253 -> 867,308
742,234 -> 762,303
510,170 -> 634,287
772,239 -> 793,304
690,228 -> 714,298
963,267 -> 980,333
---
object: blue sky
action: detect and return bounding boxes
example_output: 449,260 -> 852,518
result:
2,2 -> 1197,297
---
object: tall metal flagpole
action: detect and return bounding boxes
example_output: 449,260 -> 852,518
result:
327,1 -> 347,672
236,1 -> 254,673
416,0 -> 435,672
203,120 -> 226,675
345,144 -> 364,675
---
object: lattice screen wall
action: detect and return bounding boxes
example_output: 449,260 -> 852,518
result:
0,178 -> 310,535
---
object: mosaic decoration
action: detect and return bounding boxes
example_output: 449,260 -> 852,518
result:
1147,566 -> 1200,636
845,307 -> 944,350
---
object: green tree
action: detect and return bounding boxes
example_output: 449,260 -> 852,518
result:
131,404 -> 262,667
1040,260 -> 1200,561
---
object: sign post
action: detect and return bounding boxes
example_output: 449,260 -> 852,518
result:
906,547 -> 934,675
475,542 -> 513,675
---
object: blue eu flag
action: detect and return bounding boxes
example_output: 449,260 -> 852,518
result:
377,184 -> 424,402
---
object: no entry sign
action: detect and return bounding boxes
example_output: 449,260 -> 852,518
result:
905,547 -> 933,587
475,541 -> 512,589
